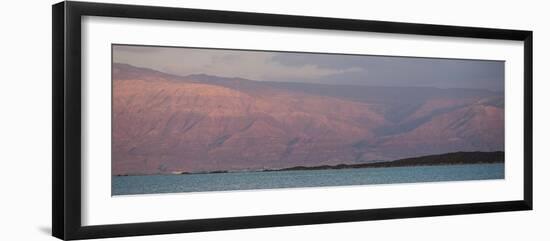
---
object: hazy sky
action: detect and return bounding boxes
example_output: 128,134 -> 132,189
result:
113,45 -> 504,91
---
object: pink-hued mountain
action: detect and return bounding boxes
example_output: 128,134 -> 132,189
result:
112,63 -> 504,175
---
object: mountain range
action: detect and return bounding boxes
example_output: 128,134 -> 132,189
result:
112,63 -> 504,175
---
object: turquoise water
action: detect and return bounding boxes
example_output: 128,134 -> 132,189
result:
112,163 -> 504,195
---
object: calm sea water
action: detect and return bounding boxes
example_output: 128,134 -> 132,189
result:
112,163 -> 504,195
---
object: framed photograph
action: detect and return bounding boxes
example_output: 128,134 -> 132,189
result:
52,1 -> 533,240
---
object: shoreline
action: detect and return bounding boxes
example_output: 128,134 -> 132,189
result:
114,151 -> 504,177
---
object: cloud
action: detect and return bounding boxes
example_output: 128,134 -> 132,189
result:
113,45 -> 162,53
113,45 -> 360,81
272,52 -> 504,91
113,45 -> 504,91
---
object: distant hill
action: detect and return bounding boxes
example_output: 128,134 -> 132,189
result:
112,63 -> 504,175
270,151 -> 504,172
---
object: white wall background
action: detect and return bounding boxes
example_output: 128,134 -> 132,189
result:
0,0 -> 547,240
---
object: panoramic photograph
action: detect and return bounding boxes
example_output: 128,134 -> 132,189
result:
111,44 -> 505,195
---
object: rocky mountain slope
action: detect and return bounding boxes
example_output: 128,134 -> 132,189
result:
112,63 -> 504,175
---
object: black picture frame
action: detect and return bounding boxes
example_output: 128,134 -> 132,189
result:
52,1 -> 533,240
